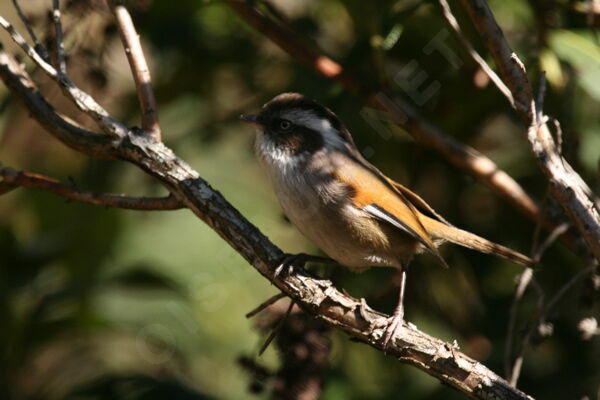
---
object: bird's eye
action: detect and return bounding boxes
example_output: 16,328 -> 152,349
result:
278,119 -> 292,131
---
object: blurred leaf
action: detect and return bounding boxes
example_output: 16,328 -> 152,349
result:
540,48 -> 565,88
550,30 -> 600,100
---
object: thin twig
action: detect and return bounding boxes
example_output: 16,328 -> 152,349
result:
508,277 -> 545,387
0,166 -> 183,210
51,0 -> 67,74
544,264 -> 597,313
505,194 -> 568,379
0,16 -> 128,137
246,292 -> 287,318
437,0 -> 515,109
509,264 -> 596,386
504,190 -> 551,379
258,300 -> 295,356
107,0 -> 161,141
10,0 -> 49,61
535,72 -> 547,125
458,0 -> 535,122
532,222 -> 569,263
504,267 -> 534,379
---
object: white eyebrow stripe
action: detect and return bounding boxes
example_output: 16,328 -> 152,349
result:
281,109 -> 345,148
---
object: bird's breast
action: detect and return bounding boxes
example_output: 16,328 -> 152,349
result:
265,162 -> 405,269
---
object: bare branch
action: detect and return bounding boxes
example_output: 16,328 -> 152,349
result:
0,51 -> 115,158
0,166 -> 183,210
509,264 -> 596,386
504,267 -> 534,379
532,222 -> 569,263
535,72 -> 547,125
458,0 -> 600,263
0,15 -> 129,138
457,0 -> 535,122
107,0 -> 161,141
437,0 -> 515,108
246,292 -> 287,318
544,264 -> 597,314
258,299 -> 294,356
0,47 -> 534,400
504,218 -> 568,380
527,113 -> 600,262
51,0 -> 67,74
10,0 -> 49,61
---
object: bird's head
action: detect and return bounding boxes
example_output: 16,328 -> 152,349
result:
241,93 -> 352,167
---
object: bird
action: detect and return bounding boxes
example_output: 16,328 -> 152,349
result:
240,92 -> 534,348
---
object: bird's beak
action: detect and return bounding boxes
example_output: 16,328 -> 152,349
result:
240,114 -> 263,127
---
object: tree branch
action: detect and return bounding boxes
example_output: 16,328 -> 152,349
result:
0,15 -> 129,138
10,0 -> 50,62
436,0 -> 515,109
0,45 -> 533,399
457,0 -> 535,122
107,0 -> 161,141
458,0 -> 600,263
0,166 -> 183,210
51,0 -> 66,74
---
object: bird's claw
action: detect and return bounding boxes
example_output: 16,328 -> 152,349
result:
274,253 -> 308,279
381,315 -> 404,351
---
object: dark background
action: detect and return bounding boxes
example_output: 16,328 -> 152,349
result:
0,0 -> 598,399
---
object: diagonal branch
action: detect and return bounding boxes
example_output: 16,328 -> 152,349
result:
458,0 -> 600,263
10,0 -> 50,62
457,0 -> 535,122
436,0 -> 515,108
0,47 -> 533,400
107,0 -> 161,141
0,166 -> 183,210
51,0 -> 67,74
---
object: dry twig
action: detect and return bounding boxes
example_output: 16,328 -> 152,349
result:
0,15 -> 128,137
10,0 -> 49,61
437,0 -> 515,108
107,0 -> 160,141
246,292 -> 287,318
458,0 -> 600,263
509,264 -> 596,386
51,0 -> 66,73
0,166 -> 183,210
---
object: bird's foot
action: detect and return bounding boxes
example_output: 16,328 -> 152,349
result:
274,253 -> 308,279
374,309 -> 405,352
274,253 -> 336,279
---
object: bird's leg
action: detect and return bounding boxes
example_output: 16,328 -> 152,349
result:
274,253 -> 336,279
381,268 -> 407,350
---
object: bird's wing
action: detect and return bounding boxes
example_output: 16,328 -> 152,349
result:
385,178 -> 453,226
333,151 -> 448,268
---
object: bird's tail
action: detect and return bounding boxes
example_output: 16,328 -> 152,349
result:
422,216 -> 535,268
